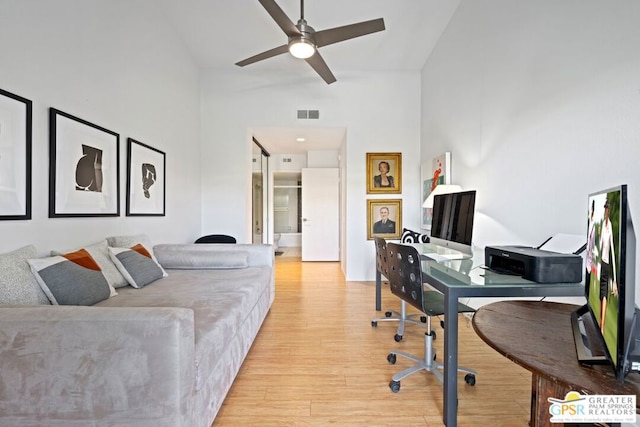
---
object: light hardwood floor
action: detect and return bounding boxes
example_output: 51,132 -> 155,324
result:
212,257 -> 532,426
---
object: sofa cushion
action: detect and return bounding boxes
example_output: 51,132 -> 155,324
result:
28,249 -> 115,305
0,245 -> 50,305
109,244 -> 165,288
401,227 -> 430,243
95,266 -> 273,392
156,249 -> 250,270
52,239 -> 129,289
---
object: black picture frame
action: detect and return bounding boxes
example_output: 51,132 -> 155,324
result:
0,88 -> 32,220
49,108 -> 120,217
126,138 -> 165,216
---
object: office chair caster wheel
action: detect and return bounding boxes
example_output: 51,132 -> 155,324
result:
385,311 -> 392,317
420,316 -> 427,323
464,373 -> 476,386
371,321 -> 377,327
430,330 -> 437,340
394,333 -> 403,342
433,351 -> 437,361
389,380 -> 401,393
440,320 -> 445,329
387,353 -> 397,364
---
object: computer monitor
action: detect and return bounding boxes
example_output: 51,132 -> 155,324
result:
430,190 -> 476,255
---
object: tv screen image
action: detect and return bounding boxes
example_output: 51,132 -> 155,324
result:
574,184 -> 637,382
586,187 -> 624,366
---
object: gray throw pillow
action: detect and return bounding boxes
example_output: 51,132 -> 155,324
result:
109,244 -> 165,289
107,234 -> 167,277
52,239 -> 129,289
107,234 -> 152,249
0,245 -> 50,305
28,249 -> 114,306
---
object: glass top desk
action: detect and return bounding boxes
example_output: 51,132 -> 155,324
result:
374,242 -> 473,311
409,243 -> 584,427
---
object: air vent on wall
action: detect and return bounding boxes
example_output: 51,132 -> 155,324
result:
297,109 -> 320,119
282,158 -> 292,163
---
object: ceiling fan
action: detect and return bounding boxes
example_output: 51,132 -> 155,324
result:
235,0 -> 385,84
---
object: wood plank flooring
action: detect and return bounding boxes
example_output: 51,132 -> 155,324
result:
212,257 -> 532,426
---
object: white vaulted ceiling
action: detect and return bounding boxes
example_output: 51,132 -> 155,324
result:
157,0 -> 461,153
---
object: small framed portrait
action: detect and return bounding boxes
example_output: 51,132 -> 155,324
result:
366,152 -> 402,194
367,199 -> 402,240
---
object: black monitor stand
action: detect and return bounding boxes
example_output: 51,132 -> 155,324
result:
571,304 -> 609,365
623,307 -> 640,377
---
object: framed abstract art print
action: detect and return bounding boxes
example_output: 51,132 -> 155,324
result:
126,138 -> 165,216
0,88 -> 32,220
49,108 -> 120,217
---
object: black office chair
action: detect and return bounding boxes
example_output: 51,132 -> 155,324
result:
371,237 -> 426,342
194,234 -> 237,244
385,242 -> 476,392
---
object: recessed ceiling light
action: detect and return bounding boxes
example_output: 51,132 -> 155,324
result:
296,137 -> 306,142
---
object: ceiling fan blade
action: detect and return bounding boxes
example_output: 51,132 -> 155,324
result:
305,51 -> 336,84
235,44 -> 289,67
258,0 -> 300,37
314,18 -> 385,48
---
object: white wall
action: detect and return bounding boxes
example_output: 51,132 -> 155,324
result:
200,70 -> 421,280
421,0 -> 640,305
0,0 -> 202,254
308,150 -> 340,168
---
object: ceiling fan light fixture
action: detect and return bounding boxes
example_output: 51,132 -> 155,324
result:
289,37 -> 315,59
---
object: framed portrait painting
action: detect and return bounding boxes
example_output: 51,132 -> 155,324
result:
421,152 -> 451,229
49,108 -> 120,217
126,138 -> 165,216
0,88 -> 32,220
367,199 -> 402,240
366,152 -> 401,194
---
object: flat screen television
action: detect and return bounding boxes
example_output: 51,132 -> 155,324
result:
430,190 -> 476,255
571,184 -> 638,382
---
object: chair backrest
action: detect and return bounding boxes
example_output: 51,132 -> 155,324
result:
194,234 -> 237,244
374,236 -> 390,279
387,242 -> 425,313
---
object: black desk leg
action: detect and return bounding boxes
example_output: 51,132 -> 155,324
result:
443,291 -> 459,426
375,270 -> 382,311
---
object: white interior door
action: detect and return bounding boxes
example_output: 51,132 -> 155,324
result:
301,168 -> 339,261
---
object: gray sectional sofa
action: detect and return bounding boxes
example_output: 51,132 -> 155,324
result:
0,240 -> 274,427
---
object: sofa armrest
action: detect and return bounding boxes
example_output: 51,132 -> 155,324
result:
154,243 -> 274,269
0,306 -> 195,426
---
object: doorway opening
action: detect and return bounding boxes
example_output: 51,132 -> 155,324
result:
274,171 -> 302,257
252,138 -> 269,244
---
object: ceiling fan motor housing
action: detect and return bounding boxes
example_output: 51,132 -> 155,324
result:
288,19 -> 316,58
